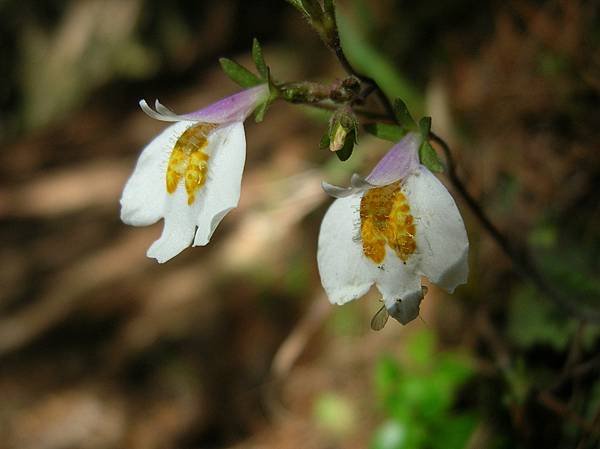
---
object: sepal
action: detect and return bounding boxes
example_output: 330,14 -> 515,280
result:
253,69 -> 279,123
419,140 -> 444,173
219,57 -> 263,88
419,116 -> 431,137
364,123 -> 406,142
393,98 -> 418,132
252,38 -> 269,80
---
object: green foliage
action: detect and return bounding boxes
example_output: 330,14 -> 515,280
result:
216,38 -> 277,123
508,286 -> 571,350
313,392 -> 357,436
372,330 -> 476,449
507,285 -> 600,351
528,224 -> 557,250
419,141 -> 444,172
418,116 -> 431,137
364,123 -> 406,142
392,99 -> 417,131
252,38 -> 269,79
219,57 -> 262,88
524,222 -> 600,327
253,101 -> 268,123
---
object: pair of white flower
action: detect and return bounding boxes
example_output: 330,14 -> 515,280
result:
120,85 -> 468,325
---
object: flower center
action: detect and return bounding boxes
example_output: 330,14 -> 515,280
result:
166,123 -> 217,205
359,181 -> 416,264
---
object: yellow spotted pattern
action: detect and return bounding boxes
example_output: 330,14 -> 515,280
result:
359,181 -> 416,264
166,123 -> 217,205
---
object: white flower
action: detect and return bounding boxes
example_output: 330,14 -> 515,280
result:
317,132 -> 469,326
120,84 -> 269,263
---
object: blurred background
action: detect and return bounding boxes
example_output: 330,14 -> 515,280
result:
1,0 -> 599,448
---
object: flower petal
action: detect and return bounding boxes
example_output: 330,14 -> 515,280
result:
193,122 -> 246,246
146,185 -> 197,263
321,174 -> 374,198
321,181 -> 355,198
317,195 -> 379,305
140,84 -> 270,124
184,84 -> 269,123
373,251 -> 424,324
120,121 -> 192,226
405,167 -> 469,292
366,132 -> 421,186
138,99 -> 181,122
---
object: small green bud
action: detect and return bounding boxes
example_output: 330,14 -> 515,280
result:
325,107 -> 358,161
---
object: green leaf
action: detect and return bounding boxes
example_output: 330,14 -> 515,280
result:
219,58 -> 262,88
419,141 -> 444,173
252,38 -> 269,79
393,99 -> 417,131
419,116 -> 431,137
364,123 -> 406,142
428,414 -> 477,449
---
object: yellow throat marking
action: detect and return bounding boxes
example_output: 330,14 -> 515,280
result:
166,123 -> 217,205
359,181 -> 416,264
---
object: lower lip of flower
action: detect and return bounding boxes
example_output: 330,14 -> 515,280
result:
359,181 -> 417,264
166,122 -> 218,205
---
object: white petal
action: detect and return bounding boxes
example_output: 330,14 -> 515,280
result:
405,167 -> 469,292
193,122 -> 246,246
139,99 -> 181,122
146,184 -> 197,263
317,195 -> 379,305
120,121 -> 192,226
374,250 -> 423,324
321,181 -> 355,198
